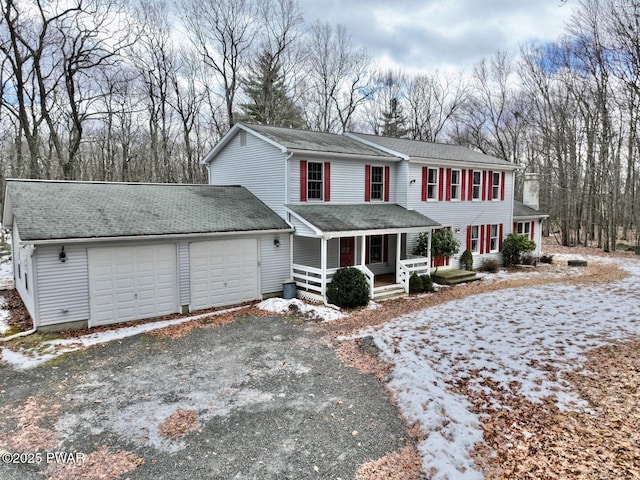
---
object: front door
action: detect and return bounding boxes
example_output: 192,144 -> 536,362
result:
340,237 -> 355,267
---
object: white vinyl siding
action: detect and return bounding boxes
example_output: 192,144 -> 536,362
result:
208,131 -> 287,218
36,244 -> 90,326
258,233 -> 290,294
12,223 -> 37,322
179,242 -> 190,306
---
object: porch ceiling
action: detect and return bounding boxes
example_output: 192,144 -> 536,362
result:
286,203 -> 440,237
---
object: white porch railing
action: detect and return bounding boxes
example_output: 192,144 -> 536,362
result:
354,264 -> 375,298
291,264 -> 339,301
398,256 -> 430,293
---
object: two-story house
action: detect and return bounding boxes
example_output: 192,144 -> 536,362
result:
204,123 -> 527,302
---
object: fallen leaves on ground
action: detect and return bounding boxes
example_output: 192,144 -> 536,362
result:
354,445 -> 425,480
0,396 -> 61,452
159,408 -> 200,438
470,340 -> 640,479
45,445 -> 144,480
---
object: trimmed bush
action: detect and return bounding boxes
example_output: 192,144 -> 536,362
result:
502,233 -> 536,267
326,267 -> 370,308
420,275 -> 434,292
409,273 -> 423,293
460,249 -> 473,271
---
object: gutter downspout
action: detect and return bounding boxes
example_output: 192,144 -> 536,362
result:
0,321 -> 37,342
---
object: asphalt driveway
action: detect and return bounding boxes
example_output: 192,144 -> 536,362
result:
0,315 -> 410,479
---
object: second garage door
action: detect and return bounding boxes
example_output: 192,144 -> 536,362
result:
190,239 -> 259,311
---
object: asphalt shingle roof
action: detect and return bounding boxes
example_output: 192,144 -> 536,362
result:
349,132 -> 516,167
245,124 -> 396,158
286,203 -> 440,232
513,200 -> 548,218
5,180 -> 290,241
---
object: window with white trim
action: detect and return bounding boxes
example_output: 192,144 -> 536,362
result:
472,171 -> 482,200
369,235 -> 383,263
516,221 -> 531,238
370,166 -> 384,200
427,168 -> 438,200
489,224 -> 499,252
307,162 -> 323,200
450,169 -> 461,200
492,172 -> 501,200
470,225 -> 480,253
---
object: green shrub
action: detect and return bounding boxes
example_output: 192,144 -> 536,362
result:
409,273 -> 423,293
420,275 -> 434,292
479,258 -> 500,273
326,267 -> 370,308
502,233 -> 536,267
460,249 -> 473,271
413,229 -> 460,274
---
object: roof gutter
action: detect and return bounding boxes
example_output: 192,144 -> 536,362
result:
288,149 -> 401,162
322,225 -> 438,240
21,228 -> 294,246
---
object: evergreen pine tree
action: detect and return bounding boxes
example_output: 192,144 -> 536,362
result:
380,97 -> 409,137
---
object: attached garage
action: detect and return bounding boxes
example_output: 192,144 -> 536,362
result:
3,180 -> 292,331
88,244 -> 179,327
190,239 -> 259,311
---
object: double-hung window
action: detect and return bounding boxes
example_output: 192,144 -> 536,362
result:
472,171 -> 482,200
370,166 -> 384,200
516,221 -> 531,238
427,168 -> 438,200
489,224 -> 499,252
307,162 -> 323,200
369,235 -> 383,263
492,172 -> 501,200
470,226 -> 480,253
450,169 -> 461,200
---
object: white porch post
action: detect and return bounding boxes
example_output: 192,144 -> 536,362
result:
360,235 -> 366,266
321,237 -> 328,303
396,232 -> 402,283
427,229 -> 433,275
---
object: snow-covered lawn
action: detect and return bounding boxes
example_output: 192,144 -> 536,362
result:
359,255 -> 640,479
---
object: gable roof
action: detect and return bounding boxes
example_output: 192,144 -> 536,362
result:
286,203 -> 439,237
347,132 -> 518,169
4,180 -> 291,242
513,200 -> 549,219
203,123 -> 398,164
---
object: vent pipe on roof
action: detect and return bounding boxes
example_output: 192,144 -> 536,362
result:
523,173 -> 540,210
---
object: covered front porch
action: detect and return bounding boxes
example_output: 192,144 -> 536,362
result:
285,204 -> 440,303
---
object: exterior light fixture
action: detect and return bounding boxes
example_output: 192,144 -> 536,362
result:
274,235 -> 280,247
59,246 -> 67,262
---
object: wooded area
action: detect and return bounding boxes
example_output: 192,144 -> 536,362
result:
1,0 -> 639,251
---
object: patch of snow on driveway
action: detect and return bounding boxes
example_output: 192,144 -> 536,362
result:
256,298 -> 346,322
363,256 -> 640,479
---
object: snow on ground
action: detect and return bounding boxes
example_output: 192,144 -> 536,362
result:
360,255 -> 640,480
0,306 -> 248,370
256,297 -> 346,322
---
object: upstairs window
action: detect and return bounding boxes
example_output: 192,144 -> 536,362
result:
492,172 -> 501,200
427,168 -> 438,200
307,162 -> 323,200
472,171 -> 482,200
450,169 -> 461,200
371,166 -> 384,200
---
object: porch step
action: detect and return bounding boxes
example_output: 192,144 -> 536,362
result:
431,269 -> 480,285
372,284 -> 406,300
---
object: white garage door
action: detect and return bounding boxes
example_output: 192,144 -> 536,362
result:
88,244 -> 178,326
190,239 -> 259,311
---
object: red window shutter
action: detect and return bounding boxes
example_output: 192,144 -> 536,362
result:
486,224 -> 492,253
384,166 -> 390,202
466,225 -> 472,250
530,220 -> 535,240
324,162 -> 331,201
467,169 -> 474,201
438,167 -> 444,201
500,171 -> 505,201
482,171 -> 487,201
499,223 -> 504,250
513,221 -> 517,233
365,165 -> 371,202
300,160 -> 307,202
421,166 -> 427,201
480,225 -> 485,253
487,170 -> 493,201
446,168 -> 452,201
383,234 -> 389,262
461,169 -> 467,201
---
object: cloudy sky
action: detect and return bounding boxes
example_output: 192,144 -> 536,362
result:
298,0 -> 576,73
